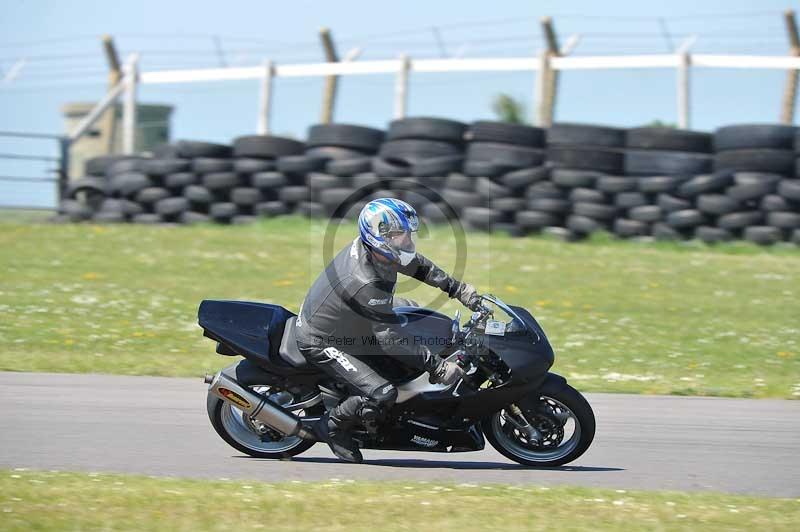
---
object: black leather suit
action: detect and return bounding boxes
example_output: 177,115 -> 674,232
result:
294,237 -> 469,426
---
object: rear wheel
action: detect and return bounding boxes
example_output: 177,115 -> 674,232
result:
482,384 -> 595,467
208,385 -> 323,459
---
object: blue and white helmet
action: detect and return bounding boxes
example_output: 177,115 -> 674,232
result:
358,198 -> 419,266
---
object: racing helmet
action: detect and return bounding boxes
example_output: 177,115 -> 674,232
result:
358,198 -> 419,266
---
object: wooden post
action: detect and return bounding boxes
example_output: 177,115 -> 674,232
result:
535,51 -> 550,126
122,55 -> 139,154
257,60 -> 274,134
102,35 -> 122,85
101,35 -> 122,153
540,17 -> 560,126
781,10 -> 800,124
394,54 -> 410,119
677,51 -> 691,129
319,27 -> 339,124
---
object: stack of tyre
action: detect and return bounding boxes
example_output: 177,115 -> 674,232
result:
298,123 -> 386,219
367,117 -> 466,223
57,154 -> 147,223
695,124 -> 799,245
433,121 -> 546,235
620,127 -> 713,241
53,119 -> 800,245
59,133 -> 376,224
197,135 -> 309,224
57,138 -> 312,224
138,140 -> 237,224
538,123 -> 626,240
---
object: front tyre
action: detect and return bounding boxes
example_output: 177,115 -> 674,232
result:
482,383 -> 595,467
207,386 -> 323,459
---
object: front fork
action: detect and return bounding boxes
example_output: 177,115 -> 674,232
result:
503,403 -> 543,444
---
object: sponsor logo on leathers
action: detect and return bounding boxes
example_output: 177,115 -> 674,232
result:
323,347 -> 358,372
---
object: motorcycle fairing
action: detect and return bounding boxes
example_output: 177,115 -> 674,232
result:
198,300 -> 316,375
390,303 -> 554,387
363,419 -> 485,452
482,305 -> 554,383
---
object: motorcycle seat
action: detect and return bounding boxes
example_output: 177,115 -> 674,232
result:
278,317 -> 308,368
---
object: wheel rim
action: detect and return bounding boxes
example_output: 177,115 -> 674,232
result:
491,396 -> 581,463
219,386 -> 311,454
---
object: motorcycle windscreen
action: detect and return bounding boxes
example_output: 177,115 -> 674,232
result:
483,305 -> 554,383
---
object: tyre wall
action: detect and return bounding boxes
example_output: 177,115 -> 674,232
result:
58,120 -> 800,245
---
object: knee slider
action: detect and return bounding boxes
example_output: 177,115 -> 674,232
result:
359,383 -> 397,420
370,382 -> 398,409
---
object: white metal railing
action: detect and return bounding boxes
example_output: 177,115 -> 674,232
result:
73,52 -> 800,155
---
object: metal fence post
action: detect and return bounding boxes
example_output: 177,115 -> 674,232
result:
122,54 -> 139,154
257,60 -> 274,134
677,51 -> 690,129
393,55 -> 410,119
58,137 -> 70,201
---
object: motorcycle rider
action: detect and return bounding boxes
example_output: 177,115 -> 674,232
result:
295,197 -> 483,463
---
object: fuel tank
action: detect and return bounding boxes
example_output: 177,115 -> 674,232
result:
391,305 -> 454,353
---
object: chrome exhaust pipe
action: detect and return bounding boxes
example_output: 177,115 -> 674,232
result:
206,372 -> 315,440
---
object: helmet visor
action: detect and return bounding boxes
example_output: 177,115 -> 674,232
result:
386,230 -> 416,255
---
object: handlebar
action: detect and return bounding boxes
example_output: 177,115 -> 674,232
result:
449,295 -> 498,348
464,300 -> 494,329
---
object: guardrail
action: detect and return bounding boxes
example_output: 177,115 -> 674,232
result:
0,131 -> 68,210
133,52 -> 800,133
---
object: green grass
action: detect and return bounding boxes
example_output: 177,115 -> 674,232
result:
0,208 -> 52,223
1,469 -> 798,531
1,216 -> 799,398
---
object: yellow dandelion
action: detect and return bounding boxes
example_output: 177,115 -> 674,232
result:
504,285 -> 519,293
82,272 -> 100,280
777,351 -> 793,358
64,339 -> 74,345
273,280 -> 294,287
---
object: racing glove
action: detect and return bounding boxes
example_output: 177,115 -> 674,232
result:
420,345 -> 465,385
455,282 -> 482,312
428,359 -> 465,386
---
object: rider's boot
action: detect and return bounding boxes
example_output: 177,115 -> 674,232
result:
313,411 -> 363,464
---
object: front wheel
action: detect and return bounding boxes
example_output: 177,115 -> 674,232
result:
482,383 -> 595,467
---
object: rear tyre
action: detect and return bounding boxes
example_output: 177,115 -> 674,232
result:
208,385 -> 322,459
482,383 -> 595,467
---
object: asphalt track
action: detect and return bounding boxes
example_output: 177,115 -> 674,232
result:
0,372 -> 797,497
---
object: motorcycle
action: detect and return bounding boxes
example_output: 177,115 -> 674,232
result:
200,294 -> 595,467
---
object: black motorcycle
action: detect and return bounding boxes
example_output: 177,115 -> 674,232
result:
200,294 -> 595,467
